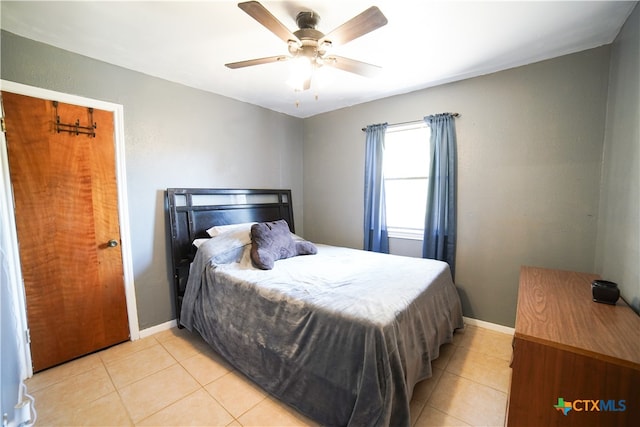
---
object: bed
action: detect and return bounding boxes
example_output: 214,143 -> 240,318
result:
166,188 -> 464,427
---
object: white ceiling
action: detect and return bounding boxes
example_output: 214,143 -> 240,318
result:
1,1 -> 636,118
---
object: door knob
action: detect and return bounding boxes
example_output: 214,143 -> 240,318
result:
107,239 -> 119,247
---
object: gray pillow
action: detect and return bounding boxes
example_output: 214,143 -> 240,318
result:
250,220 -> 317,270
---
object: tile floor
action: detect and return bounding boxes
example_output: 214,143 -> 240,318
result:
26,324 -> 513,426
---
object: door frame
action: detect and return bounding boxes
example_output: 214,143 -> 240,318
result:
0,80 -> 140,377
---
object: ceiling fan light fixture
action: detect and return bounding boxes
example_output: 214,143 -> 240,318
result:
286,56 -> 313,91
312,64 -> 337,90
287,39 -> 302,50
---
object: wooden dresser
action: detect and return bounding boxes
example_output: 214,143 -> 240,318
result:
506,266 -> 640,426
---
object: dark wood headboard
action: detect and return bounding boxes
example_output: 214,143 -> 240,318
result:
166,188 -> 295,326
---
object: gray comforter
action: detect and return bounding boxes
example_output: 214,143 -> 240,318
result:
181,230 -> 464,426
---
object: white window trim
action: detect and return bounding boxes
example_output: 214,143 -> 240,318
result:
388,227 -> 424,240
386,121 -> 428,133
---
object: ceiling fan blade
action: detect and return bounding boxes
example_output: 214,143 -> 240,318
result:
324,56 -> 382,78
225,55 -> 289,69
238,1 -> 300,45
318,6 -> 387,47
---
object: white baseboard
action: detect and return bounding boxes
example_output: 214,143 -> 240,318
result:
138,319 -> 177,339
463,316 -> 515,335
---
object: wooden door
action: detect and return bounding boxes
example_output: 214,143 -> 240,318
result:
2,91 -> 129,372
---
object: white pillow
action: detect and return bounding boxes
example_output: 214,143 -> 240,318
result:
192,238 -> 210,248
198,228 -> 252,265
205,222 -> 256,237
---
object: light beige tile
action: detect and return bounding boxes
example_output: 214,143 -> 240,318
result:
26,353 -> 103,393
413,367 -> 443,402
70,391 -> 133,426
31,365 -> 115,425
118,363 -> 200,422
431,342 -> 457,371
428,371 -> 507,427
137,388 -> 234,426
33,406 -> 74,426
29,321 -> 513,427
410,399 -> 426,426
454,326 -> 513,362
451,324 -> 475,346
446,346 -> 512,392
237,396 -> 318,427
204,371 -> 267,418
105,343 -> 176,389
152,327 -> 178,342
415,405 -> 471,426
153,326 -> 200,343
99,336 -> 159,366
181,351 -> 233,386
486,333 -> 514,362
160,334 -> 211,361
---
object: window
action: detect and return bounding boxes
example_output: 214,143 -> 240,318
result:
383,124 -> 430,239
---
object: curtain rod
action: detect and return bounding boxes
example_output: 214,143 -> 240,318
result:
361,113 -> 460,132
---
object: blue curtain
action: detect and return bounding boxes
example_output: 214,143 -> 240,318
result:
423,114 -> 457,278
363,123 -> 389,253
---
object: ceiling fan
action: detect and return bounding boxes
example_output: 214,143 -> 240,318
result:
225,1 -> 388,91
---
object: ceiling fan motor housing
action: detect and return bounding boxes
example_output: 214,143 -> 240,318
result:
296,11 -> 319,29
291,12 -> 329,60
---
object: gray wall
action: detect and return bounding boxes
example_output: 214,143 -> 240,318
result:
2,6 -> 638,332
596,4 -> 639,313
0,31 -> 305,329
303,47 -> 612,327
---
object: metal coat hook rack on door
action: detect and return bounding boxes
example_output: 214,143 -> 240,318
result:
53,101 -> 97,137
